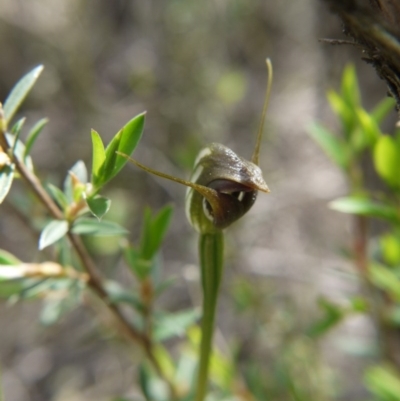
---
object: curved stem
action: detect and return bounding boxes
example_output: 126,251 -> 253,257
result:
195,232 -> 224,401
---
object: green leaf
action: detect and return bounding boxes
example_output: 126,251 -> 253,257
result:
39,220 -> 69,250
0,249 -> 21,265
90,129 -> 106,187
71,218 -> 128,236
24,118 -> 48,157
3,65 -> 44,123
356,107 -> 381,146
365,364 -> 400,401
307,122 -> 350,169
380,233 -> 400,266
100,113 -> 145,185
140,205 -> 174,260
5,133 -> 33,171
374,135 -> 400,187
86,195 -> 111,220
327,89 -> 354,137
47,183 -> 69,210
139,364 -> 152,401
329,197 -> 400,222
341,64 -> 361,109
0,164 -> 15,204
11,117 -> 26,136
368,263 -> 400,302
307,297 -> 344,337
123,246 -> 152,279
371,97 -> 396,124
154,309 -> 200,341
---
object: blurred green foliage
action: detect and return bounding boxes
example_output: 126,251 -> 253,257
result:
309,64 -> 400,401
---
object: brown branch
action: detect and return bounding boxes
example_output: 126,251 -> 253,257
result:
0,114 -> 178,399
322,0 -> 400,111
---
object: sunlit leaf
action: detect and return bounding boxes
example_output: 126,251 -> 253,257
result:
100,113 -> 145,185
380,233 -> 400,266
3,65 -> 44,123
0,164 -> 15,204
0,249 -> 21,265
39,220 -> 69,250
90,129 -> 106,187
329,197 -> 399,222
373,135 -> 400,187
356,107 -> 381,146
341,64 -> 361,109
152,345 -> 175,380
86,195 -> 111,220
327,89 -> 354,137
365,364 -> 400,401
307,122 -> 350,169
24,118 -> 48,157
71,218 -> 128,236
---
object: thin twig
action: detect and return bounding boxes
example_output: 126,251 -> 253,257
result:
0,122 -> 178,399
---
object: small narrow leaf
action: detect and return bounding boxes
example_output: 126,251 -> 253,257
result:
327,89 -> 354,137
0,164 -> 15,204
91,129 -> 106,187
341,64 -> 361,109
141,205 -> 173,260
307,297 -> 344,337
47,183 -> 69,210
71,218 -> 128,236
100,113 -> 145,184
39,220 -> 69,250
371,97 -> 396,124
3,65 -> 44,123
11,117 -> 26,136
24,118 -> 48,157
356,107 -> 381,146
86,195 -> 111,220
329,197 -> 399,222
5,133 -> 33,171
307,122 -> 350,169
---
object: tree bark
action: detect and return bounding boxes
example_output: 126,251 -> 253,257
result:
322,0 -> 400,112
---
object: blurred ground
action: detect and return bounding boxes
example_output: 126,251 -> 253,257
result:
0,1 -> 397,400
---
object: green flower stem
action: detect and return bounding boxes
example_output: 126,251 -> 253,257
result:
195,231 -> 224,401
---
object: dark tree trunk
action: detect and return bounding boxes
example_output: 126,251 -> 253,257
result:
323,0 -> 400,113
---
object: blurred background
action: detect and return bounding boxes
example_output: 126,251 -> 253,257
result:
0,1 -> 397,400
